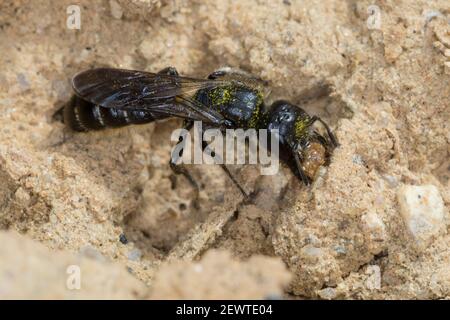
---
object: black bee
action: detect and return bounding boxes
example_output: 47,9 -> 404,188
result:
63,67 -> 338,197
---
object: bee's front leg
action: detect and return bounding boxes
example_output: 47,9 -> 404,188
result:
292,146 -> 312,186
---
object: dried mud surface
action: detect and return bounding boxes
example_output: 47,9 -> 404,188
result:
0,0 -> 449,299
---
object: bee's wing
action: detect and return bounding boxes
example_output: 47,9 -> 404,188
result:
72,68 -> 228,124
209,68 -> 270,96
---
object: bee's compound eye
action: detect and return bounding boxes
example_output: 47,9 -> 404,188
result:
281,113 -> 294,121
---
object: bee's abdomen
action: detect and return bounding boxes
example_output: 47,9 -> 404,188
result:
64,95 -> 157,132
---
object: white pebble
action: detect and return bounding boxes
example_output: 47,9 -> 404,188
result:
397,185 -> 445,250
365,265 -> 381,290
14,187 -> 31,206
127,248 -> 142,261
317,287 -> 337,299
361,211 -> 386,242
109,0 -> 123,19
79,246 -> 106,262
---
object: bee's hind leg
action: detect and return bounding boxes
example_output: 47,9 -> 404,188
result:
200,140 -> 249,200
48,101 -> 74,148
52,105 -> 65,123
170,123 -> 249,202
218,163 -> 249,199
169,159 -> 200,197
169,120 -> 201,200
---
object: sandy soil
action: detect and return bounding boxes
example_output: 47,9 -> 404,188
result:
0,0 -> 449,299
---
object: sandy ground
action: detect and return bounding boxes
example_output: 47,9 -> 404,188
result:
0,0 -> 449,299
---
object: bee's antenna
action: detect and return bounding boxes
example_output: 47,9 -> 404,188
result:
309,116 -> 339,147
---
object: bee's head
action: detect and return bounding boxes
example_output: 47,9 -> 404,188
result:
266,100 -> 333,181
266,100 -> 312,147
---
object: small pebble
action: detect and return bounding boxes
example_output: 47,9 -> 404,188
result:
383,175 -> 399,188
119,233 -> 128,244
444,61 -> 450,76
127,248 -> 142,261
317,287 -> 337,300
109,0 -> 123,19
352,154 -> 364,165
301,245 -> 323,263
306,233 -> 321,246
334,245 -> 347,255
17,73 -> 30,91
361,211 -> 386,242
14,187 -> 31,206
79,246 -> 106,262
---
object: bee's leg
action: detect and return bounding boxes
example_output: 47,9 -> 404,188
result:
309,116 -> 339,147
52,105 -> 65,122
200,139 -> 249,199
312,130 -> 333,157
169,120 -> 200,197
158,67 -> 179,76
49,103 -> 73,147
220,164 -> 249,199
293,148 -> 311,186
48,128 -> 72,148
207,70 -> 227,80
